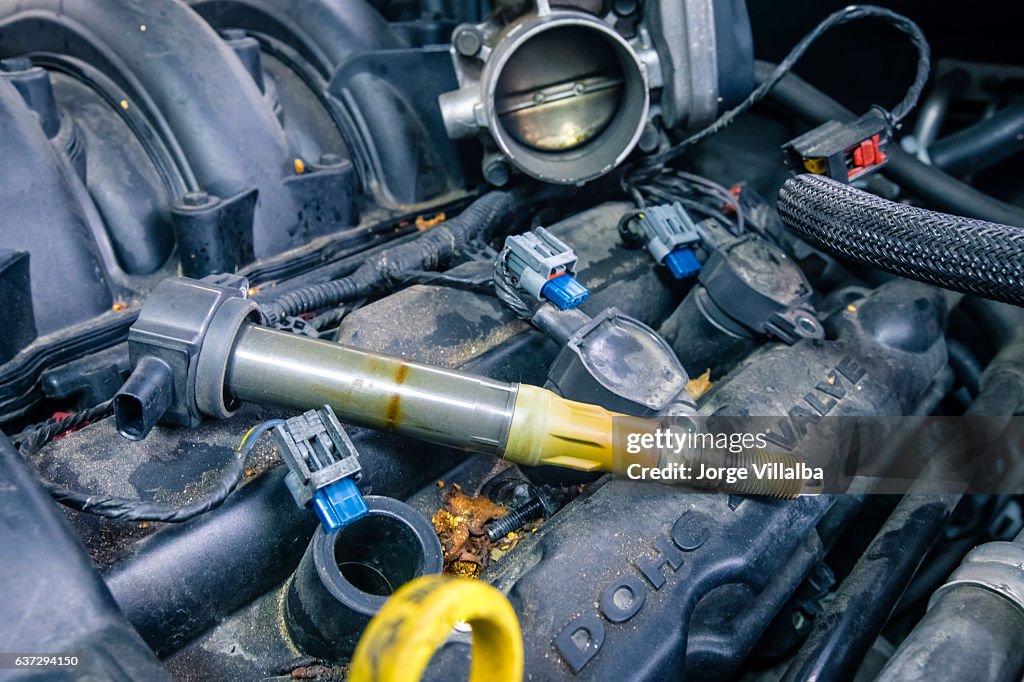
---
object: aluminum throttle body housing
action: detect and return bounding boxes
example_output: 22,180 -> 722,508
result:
438,0 -> 755,186
439,0 -> 656,185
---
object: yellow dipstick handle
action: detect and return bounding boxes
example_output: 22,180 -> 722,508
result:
349,575 -> 523,682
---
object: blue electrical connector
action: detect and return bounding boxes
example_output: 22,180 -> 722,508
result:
273,405 -> 368,532
541,273 -> 590,310
636,203 -> 703,279
502,226 -> 589,310
663,248 -> 702,279
311,478 -> 366,532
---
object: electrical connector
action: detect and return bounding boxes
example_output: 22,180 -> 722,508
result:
783,109 -> 890,182
635,202 -> 702,279
540,274 -> 589,310
273,405 -> 367,532
502,227 -> 589,310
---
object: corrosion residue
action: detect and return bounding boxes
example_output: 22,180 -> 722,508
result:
431,485 -> 513,578
686,368 -> 714,400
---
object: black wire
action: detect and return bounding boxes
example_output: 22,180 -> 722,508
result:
492,251 -> 535,320
17,408 -> 284,523
395,268 -> 497,294
654,5 -> 930,164
11,400 -> 114,450
633,182 -> 738,232
617,209 -> 646,248
310,306 -> 348,332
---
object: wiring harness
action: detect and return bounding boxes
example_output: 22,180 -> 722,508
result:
656,4 -> 930,164
14,407 -> 284,522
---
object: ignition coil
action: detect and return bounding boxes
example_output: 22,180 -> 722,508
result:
114,276 -> 799,496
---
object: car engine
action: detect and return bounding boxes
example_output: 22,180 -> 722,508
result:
2,1 -> 1024,681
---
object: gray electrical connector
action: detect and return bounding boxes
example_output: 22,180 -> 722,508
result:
273,405 -> 367,532
637,202 -> 702,279
502,227 -> 589,310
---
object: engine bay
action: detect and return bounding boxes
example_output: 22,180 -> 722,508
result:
2,1 -> 1024,681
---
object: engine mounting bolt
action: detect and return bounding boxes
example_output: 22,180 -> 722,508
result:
687,448 -> 806,498
612,0 -> 639,16
219,28 -> 248,42
485,486 -> 563,542
484,158 -> 511,187
0,56 -> 32,73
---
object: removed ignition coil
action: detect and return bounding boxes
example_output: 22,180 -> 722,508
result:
112,276 -> 800,496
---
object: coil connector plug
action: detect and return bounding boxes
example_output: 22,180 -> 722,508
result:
635,203 -> 702,279
783,109 -> 890,183
501,227 -> 589,310
273,405 -> 368,532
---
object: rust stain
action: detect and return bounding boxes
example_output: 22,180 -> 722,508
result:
385,364 -> 410,429
394,363 -> 410,384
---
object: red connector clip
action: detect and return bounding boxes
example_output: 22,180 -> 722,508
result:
848,134 -> 886,180
783,110 -> 891,183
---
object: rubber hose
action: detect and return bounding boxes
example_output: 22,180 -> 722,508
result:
913,68 -> 970,156
777,174 -> 1024,305
755,61 -> 1024,227
264,191 -> 514,323
929,99 -> 1024,176
946,338 -> 983,396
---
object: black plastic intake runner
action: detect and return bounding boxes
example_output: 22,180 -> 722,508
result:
777,174 -> 1024,306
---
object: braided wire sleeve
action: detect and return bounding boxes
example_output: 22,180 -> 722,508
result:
777,174 -> 1024,305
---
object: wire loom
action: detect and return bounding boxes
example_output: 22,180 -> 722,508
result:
778,174 -> 1024,305
647,4 -> 930,166
15,406 -> 285,522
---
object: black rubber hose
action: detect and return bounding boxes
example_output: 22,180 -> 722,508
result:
781,336 -> 1024,682
781,492 -> 961,682
264,191 -> 514,323
929,99 -> 1024,176
0,434 -> 171,680
777,174 -> 1024,305
946,338 -> 983,396
913,68 -> 970,154
755,61 -> 1024,227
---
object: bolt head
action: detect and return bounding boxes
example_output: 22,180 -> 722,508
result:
0,56 -> 32,74
484,159 -> 511,187
220,28 -> 248,42
454,28 -> 483,57
181,191 -> 211,207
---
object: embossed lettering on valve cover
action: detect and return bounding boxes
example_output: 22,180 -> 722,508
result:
553,510 -> 713,673
762,355 -> 867,451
